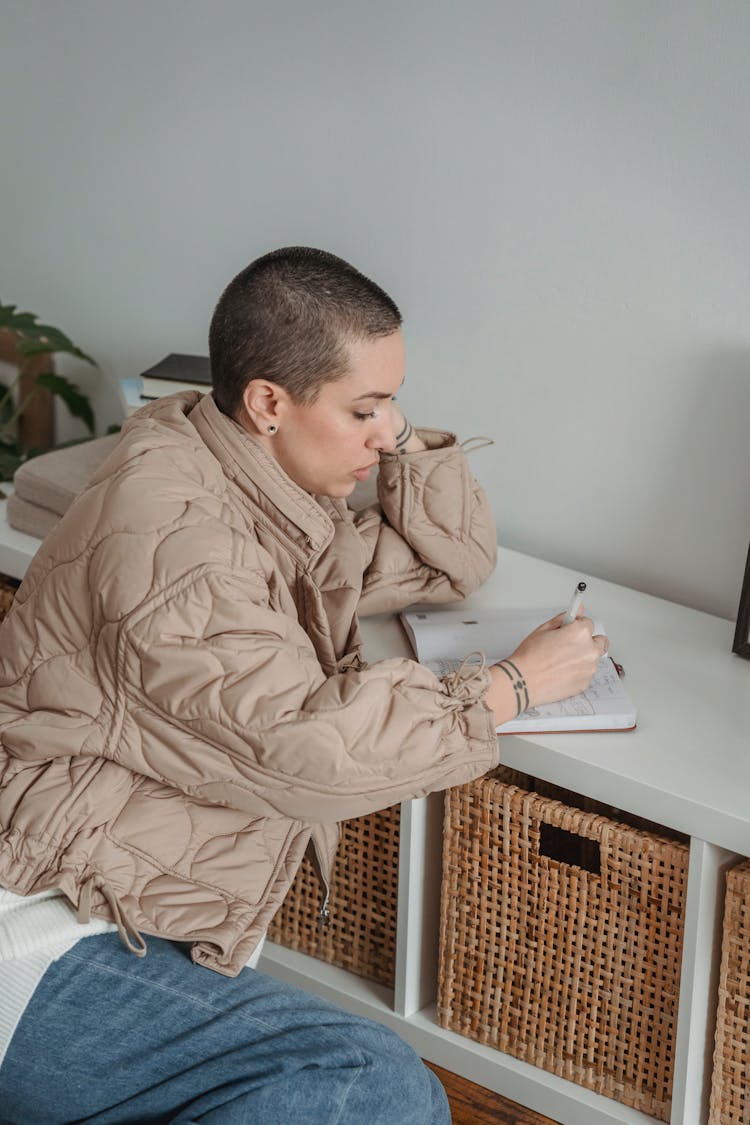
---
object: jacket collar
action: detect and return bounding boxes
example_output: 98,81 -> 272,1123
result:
189,393 -> 335,556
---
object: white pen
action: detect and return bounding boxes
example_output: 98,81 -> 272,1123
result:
562,580 -> 587,625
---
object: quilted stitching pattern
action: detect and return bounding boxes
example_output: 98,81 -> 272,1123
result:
0,394 -> 499,975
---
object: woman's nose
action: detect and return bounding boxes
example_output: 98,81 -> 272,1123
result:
368,412 -> 396,452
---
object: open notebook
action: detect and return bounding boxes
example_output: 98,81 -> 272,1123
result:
400,606 -> 637,734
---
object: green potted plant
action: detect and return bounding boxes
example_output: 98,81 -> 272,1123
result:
0,302 -> 98,481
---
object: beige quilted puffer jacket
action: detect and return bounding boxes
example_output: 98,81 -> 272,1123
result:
0,392 -> 499,976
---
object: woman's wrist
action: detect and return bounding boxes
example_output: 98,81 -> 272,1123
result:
395,419 -> 426,453
494,659 -> 529,716
394,415 -> 413,451
486,660 -> 530,726
391,402 -> 427,453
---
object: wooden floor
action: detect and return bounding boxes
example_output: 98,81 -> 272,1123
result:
425,1062 -> 560,1125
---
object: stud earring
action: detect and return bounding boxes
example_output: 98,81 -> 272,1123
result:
267,424 -> 277,434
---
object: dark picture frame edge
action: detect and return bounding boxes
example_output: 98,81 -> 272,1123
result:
732,540 -> 750,659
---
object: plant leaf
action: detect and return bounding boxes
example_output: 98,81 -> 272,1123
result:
0,302 -> 97,366
36,372 -> 95,433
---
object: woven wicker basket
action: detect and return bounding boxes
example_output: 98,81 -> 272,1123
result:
268,804 -> 400,988
709,859 -> 750,1124
438,767 -> 689,1121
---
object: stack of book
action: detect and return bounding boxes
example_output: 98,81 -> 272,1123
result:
139,353 -> 211,399
120,354 -> 211,417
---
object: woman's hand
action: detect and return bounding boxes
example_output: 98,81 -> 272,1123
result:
390,400 -> 426,453
485,611 -> 607,727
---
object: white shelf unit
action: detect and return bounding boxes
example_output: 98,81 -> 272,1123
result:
260,828 -> 737,1125
260,550 -> 749,1125
1,508 -> 747,1124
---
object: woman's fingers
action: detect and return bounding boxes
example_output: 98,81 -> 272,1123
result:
531,610 -> 591,636
508,614 -> 604,709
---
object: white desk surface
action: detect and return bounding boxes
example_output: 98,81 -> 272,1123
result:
0,485 -> 44,581
362,548 -> 750,856
2,499 -> 747,855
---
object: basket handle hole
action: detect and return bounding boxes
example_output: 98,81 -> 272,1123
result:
539,823 -> 601,875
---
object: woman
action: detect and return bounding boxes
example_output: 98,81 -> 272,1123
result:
0,247 -> 604,1123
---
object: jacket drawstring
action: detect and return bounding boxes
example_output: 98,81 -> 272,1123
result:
459,436 -> 494,455
77,874 -> 148,957
443,651 -> 487,700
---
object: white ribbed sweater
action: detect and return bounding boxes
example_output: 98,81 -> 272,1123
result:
0,890 -> 266,1070
0,889 -> 116,1068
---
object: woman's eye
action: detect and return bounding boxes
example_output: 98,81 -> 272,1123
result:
354,409 -> 380,421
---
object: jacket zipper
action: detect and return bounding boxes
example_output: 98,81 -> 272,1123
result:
310,834 -> 332,927
317,885 -> 331,927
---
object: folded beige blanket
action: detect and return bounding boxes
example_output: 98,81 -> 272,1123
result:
7,434 -> 119,540
6,493 -> 61,539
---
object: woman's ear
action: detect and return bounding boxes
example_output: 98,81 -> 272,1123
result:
239,380 -> 284,435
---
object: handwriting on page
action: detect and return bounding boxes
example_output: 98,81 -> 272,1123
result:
524,662 -> 624,719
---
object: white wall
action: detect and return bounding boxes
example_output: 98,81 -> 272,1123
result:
1,0 -> 748,619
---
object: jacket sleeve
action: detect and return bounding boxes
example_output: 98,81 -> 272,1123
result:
354,429 -> 498,616
122,566 -> 499,824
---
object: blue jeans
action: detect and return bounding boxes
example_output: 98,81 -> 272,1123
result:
0,934 -> 449,1124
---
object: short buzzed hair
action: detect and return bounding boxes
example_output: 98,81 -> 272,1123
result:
209,247 -> 402,418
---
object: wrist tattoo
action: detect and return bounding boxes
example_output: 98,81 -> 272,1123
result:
395,415 -> 410,441
395,419 -> 413,451
496,659 -> 530,716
